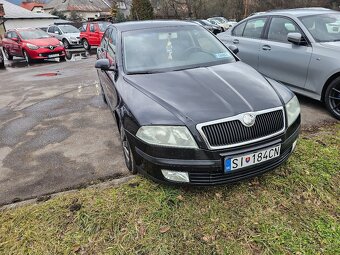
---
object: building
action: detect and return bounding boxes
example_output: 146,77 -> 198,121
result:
44,0 -> 131,20
20,2 -> 45,13
0,0 -> 57,32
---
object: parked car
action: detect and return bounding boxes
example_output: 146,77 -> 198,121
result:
2,28 -> 66,63
193,20 -> 222,34
80,21 -> 111,50
95,20 -> 300,185
217,8 -> 340,119
47,24 -> 81,49
207,19 -> 226,31
0,48 -> 4,68
208,17 -> 230,30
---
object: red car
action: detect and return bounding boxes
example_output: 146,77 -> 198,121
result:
2,28 -> 66,63
80,21 -> 110,50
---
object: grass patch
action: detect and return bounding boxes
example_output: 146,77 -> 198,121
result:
0,124 -> 339,254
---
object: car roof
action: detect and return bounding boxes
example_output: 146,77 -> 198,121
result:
255,7 -> 338,17
112,20 -> 196,32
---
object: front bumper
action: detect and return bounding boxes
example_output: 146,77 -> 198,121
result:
27,46 -> 65,60
127,117 -> 300,186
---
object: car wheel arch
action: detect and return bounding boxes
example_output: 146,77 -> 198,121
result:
322,72 -> 340,102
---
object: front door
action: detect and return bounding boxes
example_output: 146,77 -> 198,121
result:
258,16 -> 312,88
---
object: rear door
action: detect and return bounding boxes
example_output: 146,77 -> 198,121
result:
258,16 -> 312,88
230,17 -> 268,68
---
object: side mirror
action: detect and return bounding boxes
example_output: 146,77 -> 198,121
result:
228,45 -> 239,55
287,32 -> 304,45
95,59 -> 116,71
55,31 -> 59,34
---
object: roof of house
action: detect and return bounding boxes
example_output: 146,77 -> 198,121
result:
0,0 -> 56,19
44,0 -> 114,12
20,2 -> 45,11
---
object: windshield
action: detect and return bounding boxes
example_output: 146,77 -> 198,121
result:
98,22 -> 110,32
19,30 -> 51,40
60,25 -> 79,34
123,26 -> 235,74
300,13 -> 340,42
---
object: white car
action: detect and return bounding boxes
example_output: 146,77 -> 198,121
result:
47,25 -> 81,49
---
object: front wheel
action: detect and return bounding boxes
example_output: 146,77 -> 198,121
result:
59,55 -> 66,62
23,50 -> 32,63
82,39 -> 91,50
62,39 -> 70,49
120,126 -> 137,174
325,77 -> 340,120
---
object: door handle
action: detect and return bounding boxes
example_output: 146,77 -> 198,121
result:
233,39 -> 239,44
262,45 -> 271,51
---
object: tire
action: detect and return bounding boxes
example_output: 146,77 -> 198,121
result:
82,39 -> 91,50
23,50 -> 32,63
0,59 -> 4,69
59,55 -> 66,62
3,48 -> 13,60
325,77 -> 340,120
120,125 -> 137,174
62,39 -> 70,49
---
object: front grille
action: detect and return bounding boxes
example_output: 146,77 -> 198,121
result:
199,109 -> 285,149
189,146 -> 291,185
40,51 -> 63,57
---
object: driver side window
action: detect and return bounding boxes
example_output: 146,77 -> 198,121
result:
268,17 -> 303,43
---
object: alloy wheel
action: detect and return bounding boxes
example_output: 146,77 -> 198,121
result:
63,39 -> 70,49
328,85 -> 340,118
325,77 -> 340,120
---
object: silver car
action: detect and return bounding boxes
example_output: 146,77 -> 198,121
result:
47,25 -> 81,49
217,8 -> 340,119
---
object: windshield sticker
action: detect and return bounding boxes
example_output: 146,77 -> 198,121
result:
166,37 -> 173,60
215,52 -> 229,59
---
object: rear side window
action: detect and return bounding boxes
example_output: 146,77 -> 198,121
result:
243,18 -> 267,39
232,22 -> 246,36
268,17 -> 302,42
48,26 -> 55,33
90,24 -> 95,32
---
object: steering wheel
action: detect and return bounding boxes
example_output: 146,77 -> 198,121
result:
182,47 -> 215,59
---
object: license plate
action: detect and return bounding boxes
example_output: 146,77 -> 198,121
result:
48,54 -> 59,58
225,145 -> 281,172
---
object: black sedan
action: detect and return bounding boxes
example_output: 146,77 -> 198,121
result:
95,21 -> 300,185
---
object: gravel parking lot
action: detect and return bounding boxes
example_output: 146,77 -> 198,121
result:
0,50 -> 337,206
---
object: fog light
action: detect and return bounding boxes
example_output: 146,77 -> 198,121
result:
161,170 -> 189,183
292,140 -> 297,151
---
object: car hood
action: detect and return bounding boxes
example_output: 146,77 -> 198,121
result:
319,41 -> 340,50
124,61 -> 283,124
23,38 -> 60,46
64,32 -> 80,38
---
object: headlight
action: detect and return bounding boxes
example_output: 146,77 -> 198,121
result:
70,37 -> 77,41
136,126 -> 198,149
26,43 -> 39,50
285,96 -> 300,127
